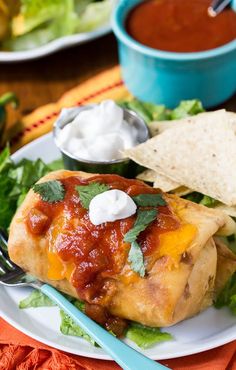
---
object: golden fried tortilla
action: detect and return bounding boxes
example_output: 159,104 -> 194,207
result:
8,170 -> 236,327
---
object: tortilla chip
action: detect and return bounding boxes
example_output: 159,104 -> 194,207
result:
149,110 -> 235,136
137,171 -> 192,195
170,186 -> 193,197
152,176 -> 180,191
125,111 -> 236,206
137,169 -> 181,191
136,169 -> 157,182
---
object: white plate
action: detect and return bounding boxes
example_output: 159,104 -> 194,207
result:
1,133 -> 236,360
0,25 -> 110,62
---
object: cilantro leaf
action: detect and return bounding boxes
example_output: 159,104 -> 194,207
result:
33,180 -> 65,203
124,209 -> 157,243
76,182 -> 109,209
124,209 -> 157,277
126,322 -> 173,349
132,193 -> 166,207
128,241 -> 145,277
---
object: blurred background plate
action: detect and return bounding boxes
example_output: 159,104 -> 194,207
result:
0,24 -> 111,62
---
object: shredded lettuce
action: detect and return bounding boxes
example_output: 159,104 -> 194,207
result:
126,322 -> 173,349
170,100 -> 204,120
19,290 -> 173,348
48,158 -> 64,171
199,195 -> 219,207
75,0 -> 113,33
0,145 -> 12,172
13,0 -> 72,36
214,272 -> 236,315
0,147 -> 63,232
4,0 -> 113,51
19,290 -> 56,308
5,26 -> 60,52
75,0 -> 96,14
120,99 -> 204,124
183,192 -> 218,208
19,290 -> 96,344
60,310 -> 97,346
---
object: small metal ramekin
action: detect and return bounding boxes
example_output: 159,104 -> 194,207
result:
53,104 -> 149,177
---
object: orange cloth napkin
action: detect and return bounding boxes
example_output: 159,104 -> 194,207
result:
0,317 -> 236,370
1,65 -> 236,369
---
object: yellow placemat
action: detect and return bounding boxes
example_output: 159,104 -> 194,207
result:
8,66 -> 132,152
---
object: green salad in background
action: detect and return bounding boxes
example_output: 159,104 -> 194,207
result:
0,0 -> 114,51
1,97 -> 235,349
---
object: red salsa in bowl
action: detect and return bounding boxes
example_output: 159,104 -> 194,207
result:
126,0 -> 236,52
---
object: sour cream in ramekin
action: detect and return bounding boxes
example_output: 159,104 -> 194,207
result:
56,100 -> 139,162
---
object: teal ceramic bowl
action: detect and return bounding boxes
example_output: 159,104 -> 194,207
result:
112,0 -> 236,108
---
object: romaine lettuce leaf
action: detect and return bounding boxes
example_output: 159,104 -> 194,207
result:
75,0 -> 113,33
120,98 -> 204,124
48,158 -> 64,171
8,0 -> 78,51
60,309 -> 97,346
120,99 -> 154,123
12,0 -> 73,36
141,102 -> 170,121
183,192 -> 218,208
19,289 -> 95,344
5,26 -> 59,51
170,100 -> 204,120
214,272 -> 236,315
199,195 -> 219,207
7,0 -> 113,51
19,290 -> 56,308
74,0 -> 95,15
126,322 -> 173,349
0,148 -> 60,232
0,145 -> 11,172
19,289 -> 173,349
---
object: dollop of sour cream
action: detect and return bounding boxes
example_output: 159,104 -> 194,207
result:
57,100 -> 139,161
89,189 -> 137,226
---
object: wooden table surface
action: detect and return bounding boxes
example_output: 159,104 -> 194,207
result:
0,32 -> 235,117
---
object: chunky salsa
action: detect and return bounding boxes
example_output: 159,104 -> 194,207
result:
126,0 -> 236,53
27,175 -> 181,300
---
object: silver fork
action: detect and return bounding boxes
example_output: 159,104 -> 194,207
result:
0,232 -> 169,370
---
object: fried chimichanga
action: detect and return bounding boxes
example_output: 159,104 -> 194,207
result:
8,170 -> 236,328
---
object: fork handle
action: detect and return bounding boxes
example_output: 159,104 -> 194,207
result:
41,284 -> 170,370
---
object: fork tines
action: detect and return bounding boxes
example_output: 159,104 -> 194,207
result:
0,244 -> 22,278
